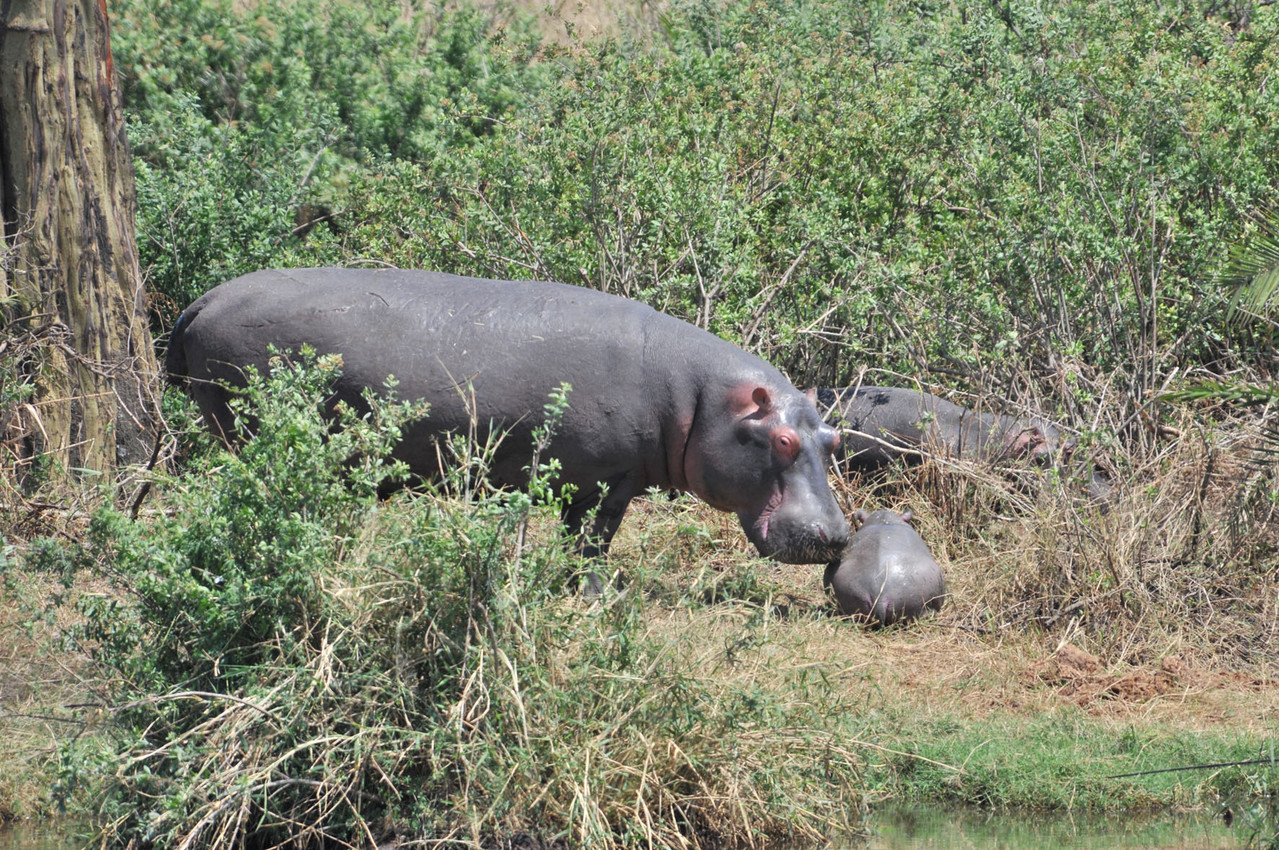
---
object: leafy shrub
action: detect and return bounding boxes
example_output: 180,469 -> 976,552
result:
274,0 -> 1279,396
113,0 -> 553,321
33,355 -> 865,848
75,352 -> 420,694
119,0 -> 1279,405
131,95 -> 323,317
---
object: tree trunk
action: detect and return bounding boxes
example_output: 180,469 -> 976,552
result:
0,0 -> 158,485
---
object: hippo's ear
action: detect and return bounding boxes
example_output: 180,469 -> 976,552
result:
752,386 -> 773,412
731,385 -> 775,418
805,387 -> 818,405
900,509 -> 914,524
854,508 -> 869,526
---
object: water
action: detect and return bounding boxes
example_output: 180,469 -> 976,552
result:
863,805 -> 1248,849
0,824 -> 86,850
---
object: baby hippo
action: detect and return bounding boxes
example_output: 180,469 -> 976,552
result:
824,509 -> 946,625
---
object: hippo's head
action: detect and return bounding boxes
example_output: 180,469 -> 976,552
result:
685,384 -> 849,564
854,508 -> 913,529
1002,419 -> 1114,503
998,416 -> 1065,465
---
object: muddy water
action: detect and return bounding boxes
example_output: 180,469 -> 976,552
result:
862,805 -> 1247,848
0,824 -> 86,850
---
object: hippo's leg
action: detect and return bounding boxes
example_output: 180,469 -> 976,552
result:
561,474 -> 636,594
188,378 -> 243,445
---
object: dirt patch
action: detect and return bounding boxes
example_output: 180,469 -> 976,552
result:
1020,643 -> 1277,722
472,0 -> 665,44
1029,644 -> 1177,707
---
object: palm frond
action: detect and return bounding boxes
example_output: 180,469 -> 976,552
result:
1165,382 -> 1279,476
1221,208 -> 1279,323
1162,380 -> 1279,406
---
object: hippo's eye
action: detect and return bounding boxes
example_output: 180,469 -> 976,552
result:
816,425 -> 840,455
771,427 -> 801,464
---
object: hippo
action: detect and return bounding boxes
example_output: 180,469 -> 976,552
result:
815,386 -> 1061,468
823,509 -> 945,625
166,267 -> 850,569
816,385 -> 1112,499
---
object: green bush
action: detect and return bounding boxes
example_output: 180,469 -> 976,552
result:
119,0 -> 1279,400
132,94 -> 322,317
114,0 -> 553,321
33,355 -> 865,848
276,0 -> 1279,391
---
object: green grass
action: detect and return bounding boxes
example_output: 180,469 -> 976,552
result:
867,710 -> 1270,812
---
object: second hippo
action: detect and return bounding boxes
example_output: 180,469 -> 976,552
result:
816,385 -> 1112,500
824,509 -> 946,625
815,385 -> 1062,470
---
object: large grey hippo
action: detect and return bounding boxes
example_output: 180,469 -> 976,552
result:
824,509 -> 945,625
166,268 -> 849,566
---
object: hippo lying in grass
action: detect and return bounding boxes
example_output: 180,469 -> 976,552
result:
816,385 -> 1062,467
816,385 -> 1111,499
166,268 -> 850,569
824,509 -> 945,626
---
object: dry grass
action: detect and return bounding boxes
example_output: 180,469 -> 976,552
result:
611,502 -> 1277,729
0,565 -> 100,821
607,392 -> 1279,751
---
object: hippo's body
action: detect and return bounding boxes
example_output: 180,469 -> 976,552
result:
817,386 -> 1112,500
166,268 -> 849,566
824,509 -> 945,625
816,386 -> 1061,469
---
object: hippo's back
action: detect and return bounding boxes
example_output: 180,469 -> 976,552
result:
166,267 -> 787,491
825,510 -> 945,625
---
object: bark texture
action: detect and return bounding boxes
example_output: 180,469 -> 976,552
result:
0,0 -> 158,481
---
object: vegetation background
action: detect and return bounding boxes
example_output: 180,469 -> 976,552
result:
1,0 -> 1278,847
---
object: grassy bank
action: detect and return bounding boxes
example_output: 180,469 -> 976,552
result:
2,357 -> 1277,846
8,360 -> 871,848
3,501 -> 1276,841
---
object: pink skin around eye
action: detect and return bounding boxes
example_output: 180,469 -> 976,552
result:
772,426 -> 800,463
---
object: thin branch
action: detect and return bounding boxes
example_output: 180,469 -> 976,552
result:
1109,758 -> 1277,779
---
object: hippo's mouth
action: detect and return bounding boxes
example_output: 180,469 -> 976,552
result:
740,487 -> 845,564
749,486 -> 787,543
769,533 -> 843,565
